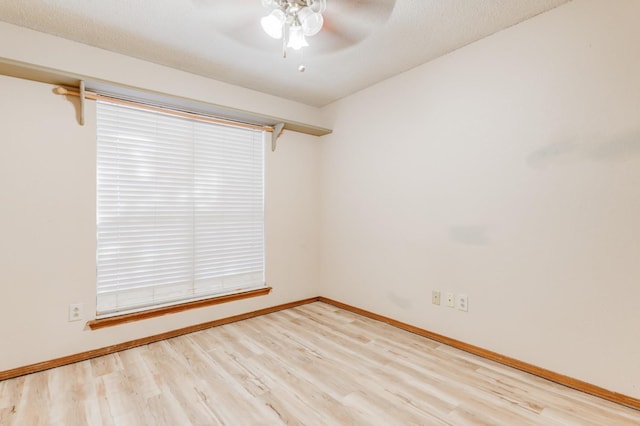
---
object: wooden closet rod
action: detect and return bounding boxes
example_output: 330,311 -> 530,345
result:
53,86 -> 274,133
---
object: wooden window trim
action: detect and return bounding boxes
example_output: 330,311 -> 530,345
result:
87,287 -> 272,330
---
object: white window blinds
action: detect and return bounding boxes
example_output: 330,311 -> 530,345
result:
96,100 -> 265,317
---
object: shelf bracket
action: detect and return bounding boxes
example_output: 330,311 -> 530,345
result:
271,122 -> 285,152
79,80 -> 86,126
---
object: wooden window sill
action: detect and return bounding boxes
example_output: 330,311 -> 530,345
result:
87,287 -> 272,330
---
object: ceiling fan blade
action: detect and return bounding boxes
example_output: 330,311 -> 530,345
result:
325,0 -> 395,25
314,0 -> 395,51
200,0 -> 396,54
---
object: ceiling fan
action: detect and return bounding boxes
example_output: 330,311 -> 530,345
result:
199,0 -> 396,58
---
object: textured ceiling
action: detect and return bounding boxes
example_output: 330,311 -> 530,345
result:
0,0 -> 571,107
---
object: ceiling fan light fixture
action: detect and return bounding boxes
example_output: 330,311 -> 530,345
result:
261,0 -> 326,67
309,0 -> 327,14
298,7 -> 323,36
261,9 -> 285,39
287,26 -> 309,50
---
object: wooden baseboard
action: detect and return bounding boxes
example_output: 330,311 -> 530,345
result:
317,297 -> 640,412
0,297 -> 320,382
2,295 -> 638,412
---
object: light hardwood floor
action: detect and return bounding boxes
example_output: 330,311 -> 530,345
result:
1,302 -> 639,425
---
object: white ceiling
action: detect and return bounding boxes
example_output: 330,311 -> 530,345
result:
0,0 -> 571,107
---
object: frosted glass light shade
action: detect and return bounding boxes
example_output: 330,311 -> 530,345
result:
298,7 -> 323,36
287,26 -> 309,50
261,9 -> 285,39
309,0 -> 326,14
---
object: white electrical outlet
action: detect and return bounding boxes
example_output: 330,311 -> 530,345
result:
432,291 -> 441,306
446,293 -> 455,308
68,303 -> 84,322
456,294 -> 468,312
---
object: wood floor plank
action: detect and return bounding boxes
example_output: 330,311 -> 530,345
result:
0,375 -> 24,416
47,362 -> 93,426
1,301 -> 639,425
11,370 -> 51,426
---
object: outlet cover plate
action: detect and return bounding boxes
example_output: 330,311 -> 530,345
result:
456,294 -> 468,312
69,303 -> 84,322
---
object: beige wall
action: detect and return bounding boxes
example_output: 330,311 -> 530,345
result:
0,74 -> 320,371
320,0 -> 640,398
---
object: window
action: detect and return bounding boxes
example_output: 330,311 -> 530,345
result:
96,101 -> 265,318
